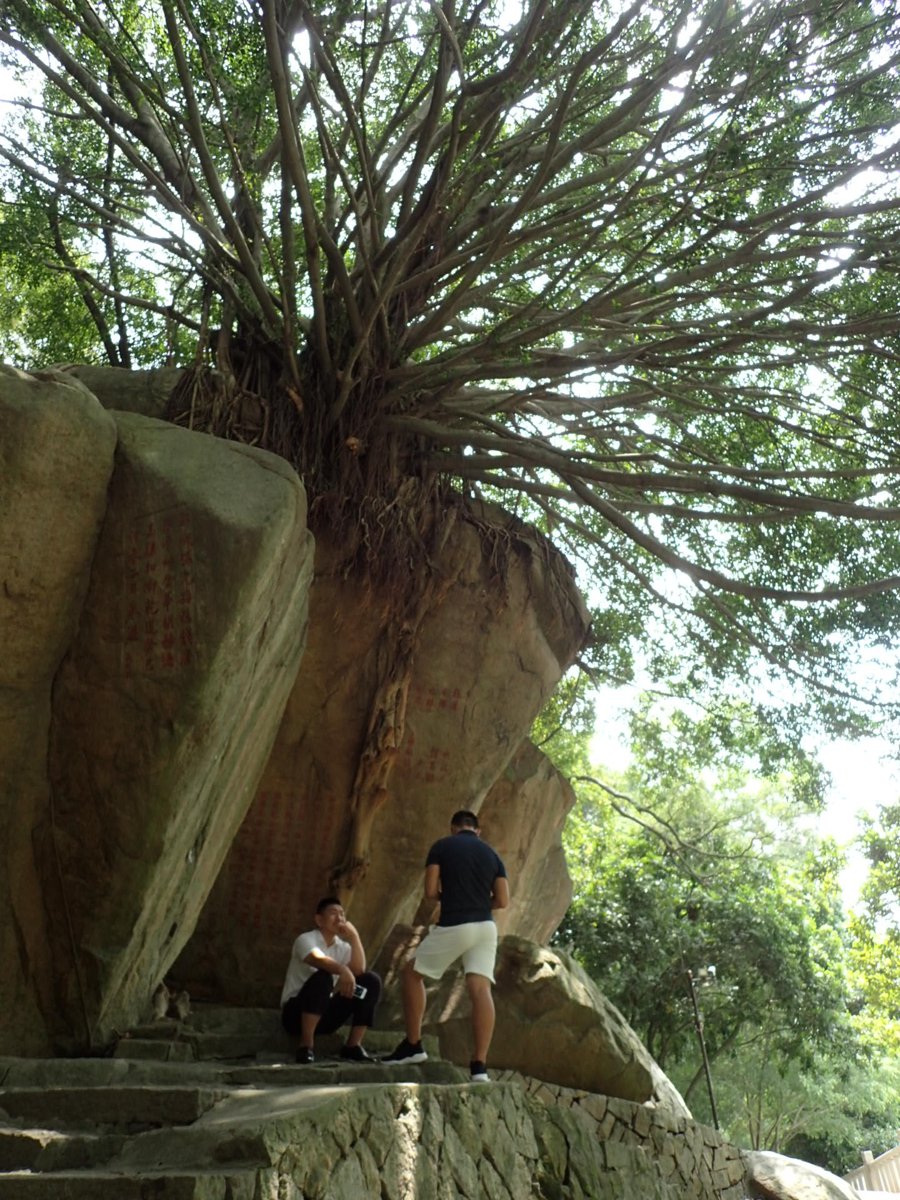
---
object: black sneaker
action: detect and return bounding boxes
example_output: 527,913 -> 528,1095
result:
295,1046 -> 315,1064
340,1044 -> 376,1062
469,1060 -> 490,1083
382,1038 -> 428,1065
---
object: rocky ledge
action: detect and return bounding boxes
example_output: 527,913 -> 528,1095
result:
0,1004 -> 752,1200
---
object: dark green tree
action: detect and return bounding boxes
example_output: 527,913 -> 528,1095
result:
556,701 -> 852,1091
846,799 -> 900,1053
2,0 -> 900,745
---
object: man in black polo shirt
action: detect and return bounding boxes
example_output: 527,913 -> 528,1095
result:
383,810 -> 509,1082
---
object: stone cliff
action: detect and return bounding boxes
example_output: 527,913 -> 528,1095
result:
0,365 -> 854,1200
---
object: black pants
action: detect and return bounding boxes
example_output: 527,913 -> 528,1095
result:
281,969 -> 382,1037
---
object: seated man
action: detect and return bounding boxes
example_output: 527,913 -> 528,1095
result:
280,896 -> 382,1063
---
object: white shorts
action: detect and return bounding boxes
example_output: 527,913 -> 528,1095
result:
413,920 -> 498,983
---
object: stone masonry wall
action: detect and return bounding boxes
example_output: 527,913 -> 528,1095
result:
243,1075 -> 748,1200
505,1071 -> 747,1200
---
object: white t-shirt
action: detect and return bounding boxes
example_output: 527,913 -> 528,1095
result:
280,928 -> 352,1005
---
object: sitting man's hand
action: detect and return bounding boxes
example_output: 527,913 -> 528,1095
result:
337,964 -> 356,997
337,918 -> 358,941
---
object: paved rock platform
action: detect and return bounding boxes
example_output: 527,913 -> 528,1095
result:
0,1003 -> 756,1200
0,1006 -> 506,1200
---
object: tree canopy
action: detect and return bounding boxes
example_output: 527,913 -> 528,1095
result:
555,701 -> 852,1075
549,703 -> 900,1167
2,0 -> 900,738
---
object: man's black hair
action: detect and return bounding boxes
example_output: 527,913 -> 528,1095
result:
315,895 -> 343,914
450,810 -> 479,829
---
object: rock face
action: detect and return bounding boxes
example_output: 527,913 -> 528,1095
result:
480,739 -> 576,945
175,508 -> 590,1005
43,411 -> 314,1050
0,367 -> 118,1056
0,1046 -> 749,1200
63,363 -> 186,419
744,1151 -> 859,1200
409,935 -> 690,1119
1,387 -> 315,1054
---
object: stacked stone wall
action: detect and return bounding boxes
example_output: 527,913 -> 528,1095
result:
506,1072 -> 747,1200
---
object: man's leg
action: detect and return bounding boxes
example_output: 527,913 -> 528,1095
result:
382,961 -> 430,1063
299,1009 -> 320,1049
344,970 -> 381,1048
465,972 -> 495,1064
402,960 -> 427,1044
384,927 -> 467,1064
317,970 -> 382,1049
281,971 -> 332,1058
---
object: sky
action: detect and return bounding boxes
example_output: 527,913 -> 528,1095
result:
817,737 -> 899,909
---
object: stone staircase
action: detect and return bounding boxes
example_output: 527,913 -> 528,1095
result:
0,1005 -> 459,1199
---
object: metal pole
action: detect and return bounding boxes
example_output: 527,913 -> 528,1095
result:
687,969 -> 720,1131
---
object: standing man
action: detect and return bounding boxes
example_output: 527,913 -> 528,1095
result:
280,896 -> 382,1063
383,810 -> 509,1082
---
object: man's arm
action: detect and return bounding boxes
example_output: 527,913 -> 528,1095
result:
337,920 -> 366,975
303,947 -> 355,996
304,926 -> 365,997
424,863 -> 441,901
492,875 -> 510,910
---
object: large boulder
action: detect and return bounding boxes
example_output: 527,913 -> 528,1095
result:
175,506 -> 590,1004
744,1151 -> 859,1200
395,738 -> 575,949
479,739 -> 575,945
34,411 -> 314,1050
416,935 -> 690,1119
60,364 -> 185,419
0,367 -> 118,1055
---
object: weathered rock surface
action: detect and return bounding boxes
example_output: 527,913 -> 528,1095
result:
0,366 -> 847,1200
0,1034 -> 748,1200
0,367 -> 118,1056
744,1151 -> 858,1200
61,363 -> 186,419
0,398 -> 316,1056
480,738 -> 576,945
41,411 -> 315,1049
405,934 -> 691,1119
176,508 -> 590,1005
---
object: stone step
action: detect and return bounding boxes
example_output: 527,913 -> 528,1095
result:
175,1003 -> 283,1036
0,1056 -> 216,1089
0,1166 -> 260,1199
171,1001 -> 414,1044
0,1128 -> 126,1173
114,1020 -> 436,1064
113,1038 -> 197,1062
0,1046 -> 447,1091
0,1067 -> 475,1196
0,1086 -> 228,1129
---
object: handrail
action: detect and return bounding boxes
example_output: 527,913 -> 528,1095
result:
845,1144 -> 900,1192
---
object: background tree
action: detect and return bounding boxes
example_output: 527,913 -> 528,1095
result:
555,700 -> 853,1099
2,0 -> 900,749
846,800 -> 900,1056
719,1043 -> 900,1171
550,697 -> 900,1168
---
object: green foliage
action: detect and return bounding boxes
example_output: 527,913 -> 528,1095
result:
530,667 -> 596,779
858,801 -> 900,923
548,686 -> 900,1168
552,697 -> 886,1154
844,801 -> 900,1053
714,1042 -> 900,1171
558,772 -> 851,1073
2,0 -> 900,745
